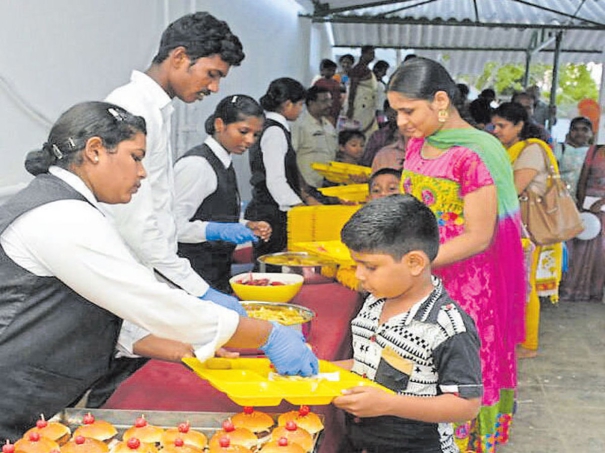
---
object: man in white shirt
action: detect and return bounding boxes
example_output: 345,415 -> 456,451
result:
292,85 -> 337,191
94,12 -> 247,407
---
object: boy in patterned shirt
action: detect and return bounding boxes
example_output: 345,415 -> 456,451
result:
333,194 -> 483,453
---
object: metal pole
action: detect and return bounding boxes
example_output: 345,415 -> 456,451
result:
523,51 -> 532,88
548,31 -> 563,131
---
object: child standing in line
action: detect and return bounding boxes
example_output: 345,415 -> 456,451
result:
336,129 -> 366,165
333,194 -> 483,453
367,168 -> 401,200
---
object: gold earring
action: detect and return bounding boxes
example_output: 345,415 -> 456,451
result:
438,109 -> 449,123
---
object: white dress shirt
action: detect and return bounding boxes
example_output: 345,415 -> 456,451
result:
263,111 -> 303,211
103,71 -> 209,296
0,167 -> 240,360
174,137 -> 248,244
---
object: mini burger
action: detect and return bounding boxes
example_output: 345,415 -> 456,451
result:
23,415 -> 71,446
61,435 -> 108,453
160,422 -> 207,450
72,413 -> 118,443
260,437 -> 305,453
206,437 -> 251,453
14,431 -> 59,453
277,406 -> 323,435
122,416 -> 164,444
208,420 -> 257,451
110,437 -> 158,453
231,407 -> 274,438
270,422 -> 313,453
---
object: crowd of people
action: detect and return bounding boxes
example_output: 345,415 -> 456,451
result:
1,10 -> 602,453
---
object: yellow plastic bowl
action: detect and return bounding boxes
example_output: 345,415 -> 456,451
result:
229,272 -> 304,303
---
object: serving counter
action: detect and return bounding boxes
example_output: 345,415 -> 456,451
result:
104,282 -> 363,453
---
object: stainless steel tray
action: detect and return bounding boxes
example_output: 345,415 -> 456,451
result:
52,408 -> 324,452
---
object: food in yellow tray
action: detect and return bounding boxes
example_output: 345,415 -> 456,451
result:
160,421 -> 207,451
23,415 -> 71,445
122,415 -> 164,444
259,254 -> 329,267
277,406 -> 323,435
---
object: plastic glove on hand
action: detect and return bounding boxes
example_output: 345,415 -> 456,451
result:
199,287 -> 248,317
260,322 -> 318,376
206,222 -> 257,244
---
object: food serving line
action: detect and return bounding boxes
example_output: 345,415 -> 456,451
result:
103,281 -> 363,453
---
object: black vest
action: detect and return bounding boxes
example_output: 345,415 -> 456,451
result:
177,144 -> 240,292
248,118 -> 301,210
0,174 -> 122,440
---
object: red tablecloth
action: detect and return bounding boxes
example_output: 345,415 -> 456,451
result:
104,282 -> 362,453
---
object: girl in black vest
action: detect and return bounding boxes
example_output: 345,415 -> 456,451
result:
245,78 -> 321,264
0,101 -> 318,440
175,95 -> 271,293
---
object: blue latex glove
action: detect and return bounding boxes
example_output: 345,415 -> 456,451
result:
260,322 -> 319,376
206,222 -> 257,244
199,287 -> 248,317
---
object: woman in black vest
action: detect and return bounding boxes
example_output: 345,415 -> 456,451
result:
175,95 -> 271,293
0,101 -> 318,440
245,78 -> 321,264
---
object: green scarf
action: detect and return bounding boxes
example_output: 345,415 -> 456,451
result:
426,127 -> 519,217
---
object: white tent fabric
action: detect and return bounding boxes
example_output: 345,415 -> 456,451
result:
299,0 -> 605,75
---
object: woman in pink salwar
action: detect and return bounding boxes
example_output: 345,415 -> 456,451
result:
387,57 -> 526,452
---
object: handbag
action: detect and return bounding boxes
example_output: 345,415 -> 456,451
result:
518,147 -> 585,245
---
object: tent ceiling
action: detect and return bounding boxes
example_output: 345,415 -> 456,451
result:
300,0 -> 605,76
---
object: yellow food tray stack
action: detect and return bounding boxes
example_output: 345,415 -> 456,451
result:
183,357 -> 392,406
291,240 -> 361,290
287,204 -> 360,246
318,183 -> 369,203
311,161 -> 372,185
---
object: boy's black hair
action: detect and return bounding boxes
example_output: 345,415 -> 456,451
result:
368,168 -> 402,187
152,12 -> 244,66
341,194 -> 439,261
320,58 -> 337,70
339,54 -> 355,64
338,129 -> 365,146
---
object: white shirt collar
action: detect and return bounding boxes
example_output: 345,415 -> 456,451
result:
204,136 -> 232,169
49,166 -> 101,209
266,111 -> 290,132
130,70 -> 173,114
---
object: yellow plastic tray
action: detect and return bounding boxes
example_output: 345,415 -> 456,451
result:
311,162 -> 371,184
183,357 -> 392,406
291,240 -> 355,267
318,183 -> 369,203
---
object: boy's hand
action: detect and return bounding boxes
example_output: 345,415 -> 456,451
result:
332,386 -> 392,417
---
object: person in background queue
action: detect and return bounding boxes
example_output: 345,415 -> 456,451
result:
0,101 -> 318,440
174,95 -> 271,293
492,102 -> 564,359
92,13 -> 247,408
245,78 -> 321,265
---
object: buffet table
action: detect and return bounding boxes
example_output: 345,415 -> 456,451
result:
104,282 -> 363,453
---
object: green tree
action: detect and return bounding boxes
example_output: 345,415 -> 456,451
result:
473,62 -> 598,103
